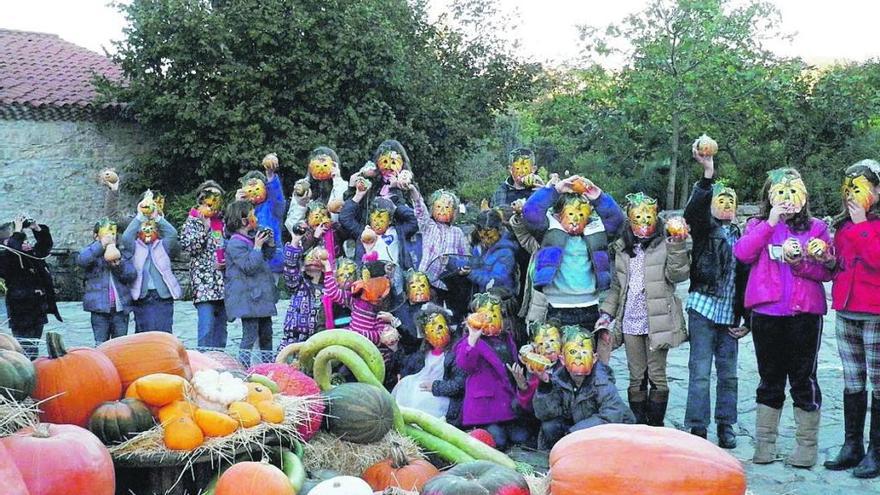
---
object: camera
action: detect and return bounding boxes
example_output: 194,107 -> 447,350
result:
22,218 -> 35,228
290,223 -> 307,236
258,227 -> 274,238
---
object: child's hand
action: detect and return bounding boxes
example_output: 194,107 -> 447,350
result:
235,189 -> 247,201
380,326 -> 399,347
595,312 -> 612,331
289,232 -> 302,248
313,223 -> 327,239
466,323 -> 483,346
254,230 -> 270,249
506,363 -> 528,391
321,258 -> 333,273
377,311 -> 394,324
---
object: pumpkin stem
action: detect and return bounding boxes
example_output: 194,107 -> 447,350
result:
45,332 -> 67,359
33,423 -> 51,438
390,441 -> 410,469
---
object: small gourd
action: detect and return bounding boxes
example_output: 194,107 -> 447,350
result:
694,134 -> 719,157
103,243 -> 121,263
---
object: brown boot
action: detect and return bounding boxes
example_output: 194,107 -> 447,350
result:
753,404 -> 783,464
787,407 -> 821,468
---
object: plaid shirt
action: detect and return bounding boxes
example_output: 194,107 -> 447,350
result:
687,225 -> 737,326
413,194 -> 468,290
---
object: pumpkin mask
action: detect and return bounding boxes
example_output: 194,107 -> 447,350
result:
306,201 -> 332,229
197,190 -> 224,218
138,220 -> 159,244
843,174 -> 878,211
711,183 -> 737,221
369,209 -> 392,235
243,178 -> 267,205
405,270 -> 431,304
509,149 -> 535,185
335,258 -> 358,290
95,218 -> 118,241
376,150 -> 403,178
303,247 -> 327,273
308,154 -> 335,181
468,292 -> 504,337
767,169 -> 807,213
429,190 -> 459,224
351,262 -> 392,305
531,321 -> 562,363
556,195 -> 593,236
421,313 -> 451,350
561,326 -> 595,377
626,192 -> 658,238
477,227 -> 501,249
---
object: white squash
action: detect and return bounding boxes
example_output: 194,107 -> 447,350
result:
190,369 -> 248,412
308,476 -> 373,495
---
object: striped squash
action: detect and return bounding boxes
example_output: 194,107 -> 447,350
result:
322,383 -> 393,444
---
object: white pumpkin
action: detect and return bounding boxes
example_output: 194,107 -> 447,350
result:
308,476 -> 373,495
190,369 -> 248,412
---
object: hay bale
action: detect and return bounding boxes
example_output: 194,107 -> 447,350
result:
526,473 -> 550,495
303,430 -> 423,476
0,394 -> 39,436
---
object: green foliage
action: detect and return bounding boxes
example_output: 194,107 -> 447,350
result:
97,0 -> 539,196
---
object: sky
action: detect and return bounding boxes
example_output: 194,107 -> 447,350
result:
2,0 -> 879,66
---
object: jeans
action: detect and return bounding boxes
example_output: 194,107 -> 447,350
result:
684,310 -> 739,429
240,317 -> 273,367
485,421 -> 530,452
91,311 -> 130,344
196,301 -> 228,348
751,312 -> 823,411
133,290 -> 174,333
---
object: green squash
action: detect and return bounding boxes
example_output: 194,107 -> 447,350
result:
88,398 -> 155,445
0,349 -> 36,400
322,383 -> 393,444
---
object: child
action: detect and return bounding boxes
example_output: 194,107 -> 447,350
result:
352,140 -> 415,207
456,289 -> 527,451
394,304 -> 466,426
532,326 -> 635,450
491,148 -> 544,207
299,201 -> 343,259
824,160 -> 880,478
280,232 -> 328,348
237,153 -> 286,277
77,218 -> 136,344
223,200 -> 279,366
180,180 -> 228,348
453,209 -> 519,294
286,147 -> 350,231
122,191 -> 182,333
733,168 -> 832,468
407,185 -> 468,294
395,270 -> 435,354
597,192 -> 689,427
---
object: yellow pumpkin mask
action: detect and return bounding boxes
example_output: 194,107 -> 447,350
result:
556,196 -> 593,235
243,178 -> 267,205
308,154 -> 335,181
430,190 -> 458,224
376,151 -> 403,178
562,326 -> 595,376
711,184 -> 737,222
138,220 -> 159,244
477,227 -> 501,249
422,313 -> 451,349
509,150 -> 535,185
767,169 -> 807,213
531,322 -> 562,363
306,202 -> 332,229
369,209 -> 392,235
405,270 -> 431,304
626,192 -> 658,238
469,293 -> 503,337
335,258 -> 358,289
96,219 -> 118,240
198,191 -> 224,218
843,174 -> 877,211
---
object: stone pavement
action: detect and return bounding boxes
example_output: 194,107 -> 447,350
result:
4,286 -> 879,495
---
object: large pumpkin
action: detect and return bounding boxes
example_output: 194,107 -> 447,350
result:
97,331 -> 192,390
549,424 -> 747,495
0,442 -> 29,495
215,461 -> 294,495
88,398 -> 155,445
421,460 -> 529,495
0,333 -> 24,354
362,442 -> 440,492
322,382 -> 393,444
32,332 -> 122,427
0,349 -> 37,400
248,364 -> 324,440
1,423 -> 115,495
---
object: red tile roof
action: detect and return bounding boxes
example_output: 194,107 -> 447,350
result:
0,29 -> 122,109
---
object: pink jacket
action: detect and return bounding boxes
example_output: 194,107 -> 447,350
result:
733,218 -> 832,316
831,219 -> 880,314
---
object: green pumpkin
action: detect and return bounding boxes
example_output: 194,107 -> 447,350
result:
88,398 -> 155,445
0,349 -> 37,400
322,383 -> 393,444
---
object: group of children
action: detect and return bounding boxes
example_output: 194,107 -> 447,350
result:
11,139 -> 876,472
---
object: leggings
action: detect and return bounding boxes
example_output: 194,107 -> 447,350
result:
836,315 -> 880,394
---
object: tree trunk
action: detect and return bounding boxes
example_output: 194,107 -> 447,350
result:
679,148 -> 691,209
666,112 -> 680,208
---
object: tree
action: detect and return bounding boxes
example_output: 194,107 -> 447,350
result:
97,0 -> 539,195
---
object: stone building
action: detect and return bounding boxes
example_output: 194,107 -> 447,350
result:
0,29 -> 153,298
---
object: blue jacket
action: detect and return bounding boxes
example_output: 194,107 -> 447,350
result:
76,241 -> 137,314
339,198 -> 420,270
522,187 -> 623,291
452,232 -> 519,293
223,233 -> 279,320
255,175 -> 287,273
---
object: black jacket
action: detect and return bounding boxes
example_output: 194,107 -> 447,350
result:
400,343 -> 466,427
0,225 -> 61,323
532,363 -> 635,428
683,178 -> 749,326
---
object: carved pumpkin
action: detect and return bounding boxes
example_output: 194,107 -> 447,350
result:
362,442 -> 440,492
0,349 -> 37,400
421,460 -> 529,495
88,398 -> 155,445
361,228 -> 377,245
665,216 -> 690,237
163,416 -> 204,451
125,373 -> 190,407
327,198 -> 344,214
32,332 -> 122,427
0,442 -> 29,495
215,461 -> 294,495
228,401 -> 261,428
0,333 -> 24,354
695,134 -> 719,157
194,408 -> 239,437
1,423 -> 115,495
549,424 -> 746,495
97,331 -> 192,390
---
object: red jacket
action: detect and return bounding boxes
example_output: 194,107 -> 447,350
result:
832,219 -> 880,314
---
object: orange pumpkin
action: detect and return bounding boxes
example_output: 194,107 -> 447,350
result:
362,442 -> 440,492
246,383 -> 274,405
163,417 -> 204,451
255,400 -> 284,424
32,332 -> 122,427
194,409 -> 239,437
157,400 -> 198,425
228,401 -> 261,428
126,373 -> 189,407
98,331 -> 192,390
215,461 -> 294,495
549,424 -> 746,495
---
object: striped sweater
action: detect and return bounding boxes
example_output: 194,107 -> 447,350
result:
323,272 -> 385,344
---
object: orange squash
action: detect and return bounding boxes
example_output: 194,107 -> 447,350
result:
157,400 -> 197,426
215,461 -> 293,495
255,400 -> 284,424
228,402 -> 261,428
163,417 -> 204,451
246,382 -> 274,405
98,331 -> 192,390
194,409 -> 239,437
362,442 -> 440,492
126,373 -> 189,407
549,424 -> 746,495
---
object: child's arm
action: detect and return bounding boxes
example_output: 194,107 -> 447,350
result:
850,221 -> 880,269
454,335 -> 485,374
599,249 -> 622,319
531,382 -> 564,422
592,192 -> 625,238
734,219 -> 774,264
266,174 -> 287,223
664,238 -> 690,284
322,267 -> 347,306
683,177 -> 714,238
409,186 -> 437,234
120,213 -> 143,251
510,215 -> 540,255
432,353 -> 466,398
522,186 -> 555,235
226,238 -> 270,276
76,241 -> 104,269
339,198 -> 366,240
156,216 -> 180,257
468,245 -> 516,291
113,256 -> 138,284
573,377 -> 637,428
516,375 -> 540,411
791,223 -> 834,282
394,204 -> 420,240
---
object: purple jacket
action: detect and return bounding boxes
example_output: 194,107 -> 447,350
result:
455,333 -> 517,426
733,218 -> 832,316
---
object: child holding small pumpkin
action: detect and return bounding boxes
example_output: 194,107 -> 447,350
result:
237,153 -> 286,278
280,230 -> 330,348
351,140 -> 415,207
450,208 -> 519,295
393,269 -> 436,354
406,185 -> 468,293
285,146 -> 350,231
